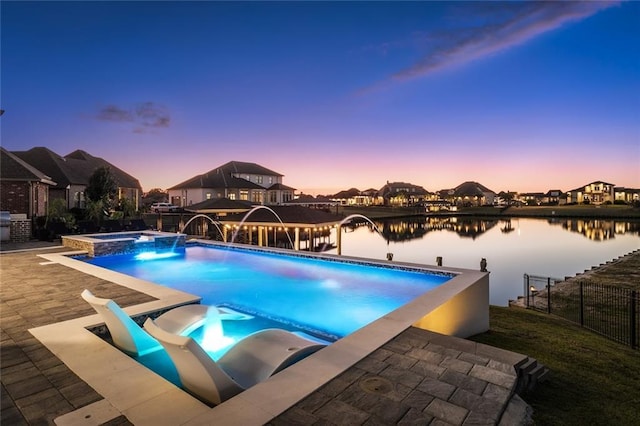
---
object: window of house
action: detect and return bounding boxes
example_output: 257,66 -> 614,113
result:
252,191 -> 264,203
256,176 -> 263,184
269,177 -> 273,184
206,192 -> 212,200
269,192 -> 277,203
75,192 -> 85,209
229,193 -> 236,200
240,190 -> 249,201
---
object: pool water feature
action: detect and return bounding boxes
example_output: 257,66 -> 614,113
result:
62,230 -> 186,257
82,243 -> 452,340
135,309 -> 328,387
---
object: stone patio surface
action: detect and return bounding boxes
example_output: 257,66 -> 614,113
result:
1,242 -> 532,425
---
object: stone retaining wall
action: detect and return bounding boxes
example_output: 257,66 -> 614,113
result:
62,232 -> 186,257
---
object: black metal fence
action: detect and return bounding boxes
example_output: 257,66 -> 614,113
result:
524,274 -> 639,350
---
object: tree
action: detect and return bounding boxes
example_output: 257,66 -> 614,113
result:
47,197 -> 75,227
85,166 -> 117,208
116,197 -> 137,220
142,188 -> 169,208
85,167 -> 117,224
498,191 -> 516,206
85,199 -> 107,223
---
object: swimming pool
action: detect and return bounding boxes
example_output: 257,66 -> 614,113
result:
82,243 -> 452,339
37,239 -> 489,423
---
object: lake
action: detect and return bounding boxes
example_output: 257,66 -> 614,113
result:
326,216 -> 640,306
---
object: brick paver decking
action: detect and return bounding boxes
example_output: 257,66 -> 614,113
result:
1,248 -> 154,425
1,244 -> 532,425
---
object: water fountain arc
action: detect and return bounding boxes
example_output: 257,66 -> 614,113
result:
180,214 -> 225,239
229,205 -> 295,249
336,214 -> 388,258
338,214 -> 383,235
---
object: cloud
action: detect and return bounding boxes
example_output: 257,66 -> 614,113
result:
371,1 -> 621,89
96,105 -> 134,122
96,102 -> 170,132
134,102 -> 171,128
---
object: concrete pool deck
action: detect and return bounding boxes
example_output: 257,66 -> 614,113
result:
1,242 -> 531,425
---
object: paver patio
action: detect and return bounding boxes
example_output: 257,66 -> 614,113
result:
1,243 -> 533,425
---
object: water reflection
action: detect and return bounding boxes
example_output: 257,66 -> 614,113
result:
376,217 -> 500,241
337,217 -> 640,306
558,219 -> 640,241
374,217 -> 639,242
500,219 -> 516,234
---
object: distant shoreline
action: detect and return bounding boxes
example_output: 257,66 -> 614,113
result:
338,205 -> 640,220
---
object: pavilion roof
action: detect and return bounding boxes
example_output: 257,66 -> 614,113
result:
218,205 -> 343,227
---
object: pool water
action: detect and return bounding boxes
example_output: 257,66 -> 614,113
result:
84,244 -> 451,339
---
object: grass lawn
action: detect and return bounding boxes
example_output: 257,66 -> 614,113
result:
469,306 -> 640,426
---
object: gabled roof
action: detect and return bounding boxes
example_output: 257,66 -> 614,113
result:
185,198 -> 253,212
332,188 -> 361,198
169,171 -> 264,190
0,147 -> 56,185
12,147 -> 141,190
586,180 -> 615,186
567,181 -> 616,193
268,183 -> 296,191
168,161 -> 282,190
285,194 -> 336,205
64,149 -> 141,189
13,147 -> 81,188
220,161 -> 283,177
379,182 -> 429,196
219,205 -> 343,227
453,181 -> 495,197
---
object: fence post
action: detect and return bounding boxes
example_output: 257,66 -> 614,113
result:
579,282 -> 584,327
631,290 -> 637,350
547,277 -> 551,314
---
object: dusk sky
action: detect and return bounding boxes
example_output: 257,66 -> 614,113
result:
2,1 -> 639,195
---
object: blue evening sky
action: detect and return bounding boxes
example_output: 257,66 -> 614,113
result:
2,1 -> 638,194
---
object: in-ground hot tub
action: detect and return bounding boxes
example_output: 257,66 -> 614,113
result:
62,231 -> 186,257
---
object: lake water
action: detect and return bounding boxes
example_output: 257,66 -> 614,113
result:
325,217 -> 640,306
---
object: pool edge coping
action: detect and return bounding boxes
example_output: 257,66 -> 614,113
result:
31,245 -> 489,426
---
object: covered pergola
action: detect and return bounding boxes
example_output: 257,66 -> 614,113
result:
184,198 -> 254,216
216,205 -> 344,252
152,201 -> 372,254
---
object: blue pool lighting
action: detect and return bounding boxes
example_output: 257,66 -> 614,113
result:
84,243 -> 452,340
